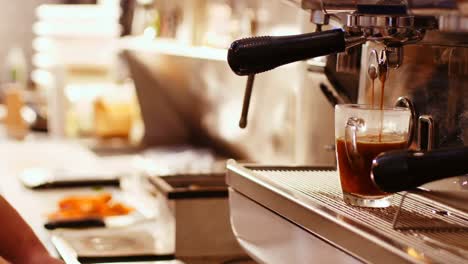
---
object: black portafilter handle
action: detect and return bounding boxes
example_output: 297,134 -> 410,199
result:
227,29 -> 346,76
371,146 -> 468,193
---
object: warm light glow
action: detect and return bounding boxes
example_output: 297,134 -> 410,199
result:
34,21 -> 121,38
406,247 -> 427,262
33,53 -> 55,68
121,37 -> 228,62
31,69 -> 54,87
143,27 -> 157,40
36,4 -> 120,21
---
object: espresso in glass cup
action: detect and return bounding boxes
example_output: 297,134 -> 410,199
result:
335,104 -> 411,208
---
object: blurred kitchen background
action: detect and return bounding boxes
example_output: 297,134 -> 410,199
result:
1,0 -> 335,165
3,1 -> 467,264
0,1 -> 334,263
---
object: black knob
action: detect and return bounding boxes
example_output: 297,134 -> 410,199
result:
227,29 -> 346,76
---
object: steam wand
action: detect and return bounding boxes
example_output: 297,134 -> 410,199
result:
228,29 -> 350,129
239,74 -> 255,128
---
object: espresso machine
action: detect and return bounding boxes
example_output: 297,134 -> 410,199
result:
225,1 -> 468,263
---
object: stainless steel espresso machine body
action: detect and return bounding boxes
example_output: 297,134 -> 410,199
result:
230,0 -> 467,147
228,0 -> 468,185
226,1 -> 468,263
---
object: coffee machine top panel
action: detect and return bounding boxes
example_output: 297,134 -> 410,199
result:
296,0 -> 467,16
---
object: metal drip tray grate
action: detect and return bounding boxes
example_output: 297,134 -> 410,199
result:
246,168 -> 468,263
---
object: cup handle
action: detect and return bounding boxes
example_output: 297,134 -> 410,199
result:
345,117 -> 365,170
394,96 -> 416,148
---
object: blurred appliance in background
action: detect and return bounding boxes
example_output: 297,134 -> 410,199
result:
129,0 -> 182,40
147,173 -> 248,263
90,81 -> 143,144
1,47 -> 33,139
3,47 -> 29,89
120,1 -> 305,262
31,3 -> 124,138
119,0 -> 136,36
122,0 -> 309,163
131,0 -> 159,38
4,84 -> 29,140
129,0 -> 262,47
32,4 -> 121,84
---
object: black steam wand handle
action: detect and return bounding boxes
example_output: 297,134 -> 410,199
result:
371,147 -> 468,193
227,29 -> 346,76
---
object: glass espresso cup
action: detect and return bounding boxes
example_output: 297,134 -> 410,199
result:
335,104 -> 411,208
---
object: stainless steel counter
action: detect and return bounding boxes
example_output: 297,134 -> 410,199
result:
226,160 -> 468,264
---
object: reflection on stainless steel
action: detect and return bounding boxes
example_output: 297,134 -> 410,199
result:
344,35 -> 367,50
377,49 -> 389,81
301,0 -> 357,13
52,229 -> 173,260
439,15 -> 468,32
336,50 -> 361,74
415,233 -> 468,258
418,115 -> 435,151
385,46 -> 404,69
367,49 -> 379,80
346,14 -> 428,47
310,9 -> 330,26
407,0 -> 467,15
391,191 -> 468,231
347,13 -> 415,28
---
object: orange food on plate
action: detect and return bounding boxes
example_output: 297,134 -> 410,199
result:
48,193 -> 134,220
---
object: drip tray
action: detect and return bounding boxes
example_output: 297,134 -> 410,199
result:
226,161 -> 468,264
